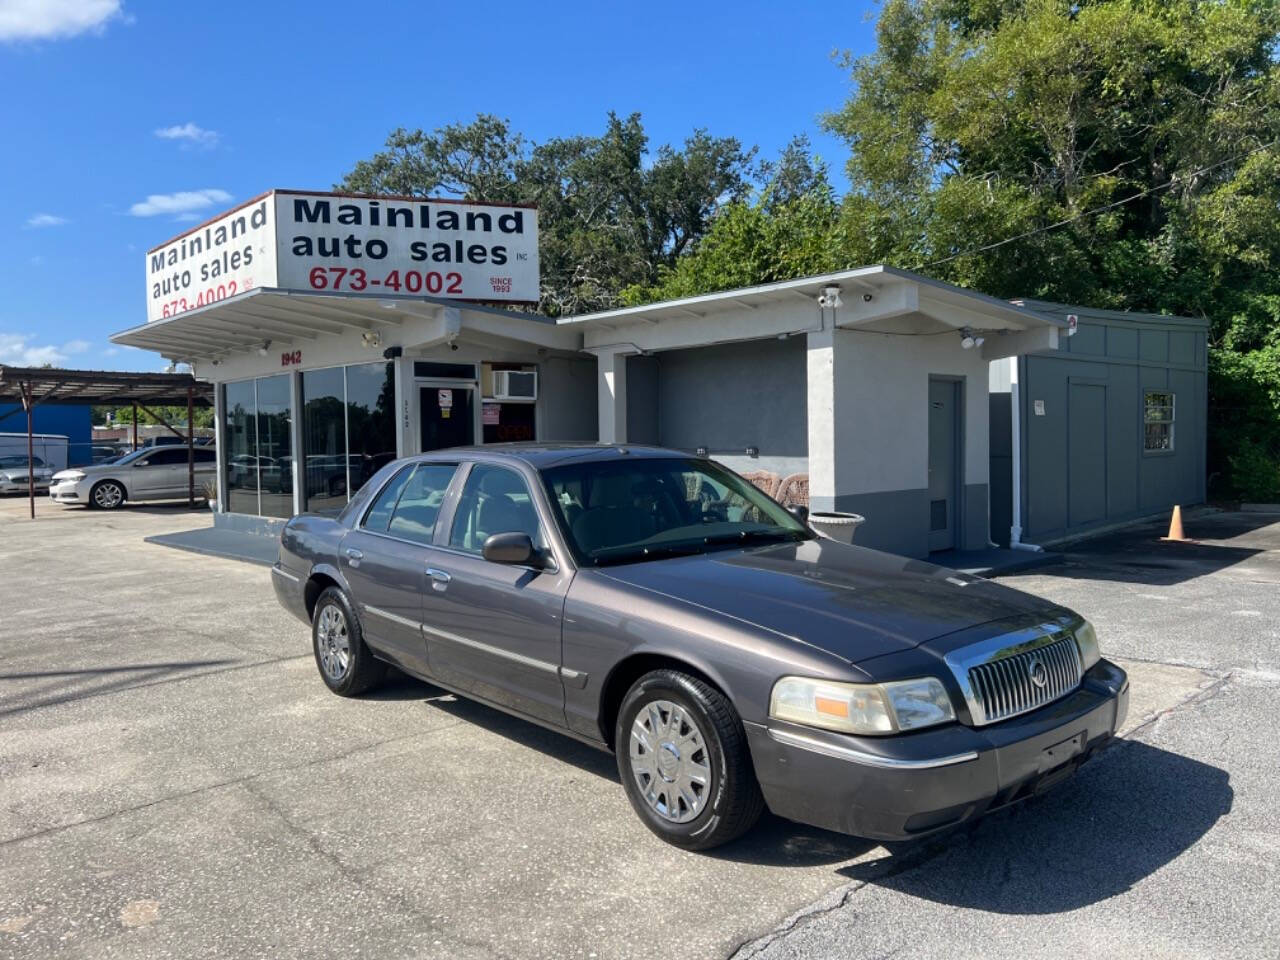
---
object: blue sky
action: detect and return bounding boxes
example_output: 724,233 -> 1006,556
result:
0,0 -> 876,372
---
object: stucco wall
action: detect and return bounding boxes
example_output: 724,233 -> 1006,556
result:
624,338 -> 809,477
812,327 -> 992,556
539,356 -> 598,442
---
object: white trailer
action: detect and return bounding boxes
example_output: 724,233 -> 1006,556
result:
0,432 -> 69,471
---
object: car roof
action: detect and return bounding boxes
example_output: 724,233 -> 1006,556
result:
414,442 -> 693,469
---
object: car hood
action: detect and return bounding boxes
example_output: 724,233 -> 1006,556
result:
596,537 -> 1065,664
2,468 -> 53,479
53,466 -> 103,479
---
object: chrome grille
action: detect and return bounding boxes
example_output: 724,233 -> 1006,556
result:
966,633 -> 1083,725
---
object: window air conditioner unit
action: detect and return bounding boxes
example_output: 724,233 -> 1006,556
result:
492,369 -> 537,401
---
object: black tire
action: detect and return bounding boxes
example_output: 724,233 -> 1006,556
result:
311,586 -> 386,696
89,480 -> 126,510
616,669 -> 765,850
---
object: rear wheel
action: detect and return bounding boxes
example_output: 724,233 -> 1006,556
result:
90,480 -> 125,510
616,669 -> 765,850
312,587 -> 385,696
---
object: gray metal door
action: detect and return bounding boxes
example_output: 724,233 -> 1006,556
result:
1068,382 -> 1107,527
927,378 -> 960,552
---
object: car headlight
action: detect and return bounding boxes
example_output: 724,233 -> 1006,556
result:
769,676 -> 956,735
1074,619 -> 1101,671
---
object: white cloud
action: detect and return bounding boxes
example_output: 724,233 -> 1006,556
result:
0,0 -> 124,42
128,189 -> 232,218
154,122 -> 218,148
0,333 -> 84,367
26,213 -> 67,227
63,339 -> 91,354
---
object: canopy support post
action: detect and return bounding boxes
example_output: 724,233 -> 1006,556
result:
187,386 -> 195,508
19,381 -> 34,520
131,403 -> 138,451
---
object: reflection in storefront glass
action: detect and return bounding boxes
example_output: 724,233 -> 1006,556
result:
223,380 -> 258,515
345,362 -> 396,496
221,375 -> 294,519
301,367 -> 347,514
255,374 -> 293,518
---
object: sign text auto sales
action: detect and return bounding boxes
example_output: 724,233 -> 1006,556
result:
144,190 -> 540,323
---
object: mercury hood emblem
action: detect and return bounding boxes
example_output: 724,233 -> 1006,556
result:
1027,655 -> 1048,688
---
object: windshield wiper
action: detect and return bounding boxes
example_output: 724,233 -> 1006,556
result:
701,529 -> 806,548
590,542 -> 708,566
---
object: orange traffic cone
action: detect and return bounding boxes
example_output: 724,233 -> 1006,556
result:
1161,505 -> 1193,542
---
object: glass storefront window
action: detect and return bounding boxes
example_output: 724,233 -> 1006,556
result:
223,380 -> 259,515
256,375 -> 293,518
345,362 -> 396,496
222,375 -> 294,518
301,367 -> 348,514
221,362 -> 397,519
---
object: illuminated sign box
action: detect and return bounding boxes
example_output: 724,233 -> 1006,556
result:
145,190 -> 540,322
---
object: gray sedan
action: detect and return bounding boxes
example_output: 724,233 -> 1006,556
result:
50,446 -> 216,509
272,445 -> 1128,850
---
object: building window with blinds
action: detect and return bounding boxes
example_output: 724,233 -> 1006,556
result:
1144,391 -> 1175,452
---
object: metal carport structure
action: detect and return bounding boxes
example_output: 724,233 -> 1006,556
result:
0,366 -> 213,519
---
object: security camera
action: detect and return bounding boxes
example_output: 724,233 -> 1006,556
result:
449,342 -> 459,352
816,286 -> 843,309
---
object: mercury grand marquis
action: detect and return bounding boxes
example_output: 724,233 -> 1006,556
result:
272,444 -> 1129,850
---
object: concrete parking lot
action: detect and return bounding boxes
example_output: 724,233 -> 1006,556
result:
1,497 -> 1276,959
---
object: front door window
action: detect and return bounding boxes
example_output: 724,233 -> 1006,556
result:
421,386 -> 474,452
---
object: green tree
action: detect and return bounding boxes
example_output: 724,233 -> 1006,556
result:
627,0 -> 1280,498
340,113 -> 756,316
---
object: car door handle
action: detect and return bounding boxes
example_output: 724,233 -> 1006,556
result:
344,547 -> 363,568
426,567 -> 451,591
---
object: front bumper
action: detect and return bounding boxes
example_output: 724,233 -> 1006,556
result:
0,479 -> 51,492
49,480 -> 86,502
745,659 -> 1129,841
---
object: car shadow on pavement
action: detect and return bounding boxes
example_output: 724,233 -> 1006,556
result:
835,739 -> 1232,913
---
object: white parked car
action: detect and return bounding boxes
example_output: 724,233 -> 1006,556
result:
50,446 -> 217,509
0,455 -> 56,494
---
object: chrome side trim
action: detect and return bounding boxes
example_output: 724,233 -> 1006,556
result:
766,727 -> 980,770
420,622 -> 561,676
363,604 -> 424,631
271,565 -> 300,584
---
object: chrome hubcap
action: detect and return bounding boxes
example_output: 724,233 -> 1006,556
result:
94,484 -> 122,508
316,604 -> 351,681
629,699 -> 710,823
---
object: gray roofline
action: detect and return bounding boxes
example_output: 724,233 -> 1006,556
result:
1013,298 -> 1209,329
560,264 -> 1060,329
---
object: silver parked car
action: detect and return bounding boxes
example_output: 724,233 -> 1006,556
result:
50,446 -> 216,509
0,455 -> 56,494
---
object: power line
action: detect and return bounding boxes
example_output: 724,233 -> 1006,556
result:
925,138 -> 1279,267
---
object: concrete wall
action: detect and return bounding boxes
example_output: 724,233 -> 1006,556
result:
623,338 -> 809,477
1002,311 -> 1207,545
814,328 -> 992,556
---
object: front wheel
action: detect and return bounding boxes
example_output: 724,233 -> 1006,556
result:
90,480 -> 125,510
616,669 -> 765,850
311,587 -> 385,696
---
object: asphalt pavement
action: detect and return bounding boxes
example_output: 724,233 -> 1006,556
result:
0,498 -> 1275,959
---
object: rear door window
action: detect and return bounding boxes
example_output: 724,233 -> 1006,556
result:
385,464 -> 458,545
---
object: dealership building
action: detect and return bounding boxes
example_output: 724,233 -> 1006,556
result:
112,190 -> 1207,558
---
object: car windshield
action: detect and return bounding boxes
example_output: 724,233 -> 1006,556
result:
0,455 -> 45,468
541,456 -> 811,567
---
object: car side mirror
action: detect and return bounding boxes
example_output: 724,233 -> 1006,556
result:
787,504 -> 809,523
482,532 -> 538,567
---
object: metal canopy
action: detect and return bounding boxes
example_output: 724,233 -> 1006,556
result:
0,366 -> 212,406
110,287 -> 575,362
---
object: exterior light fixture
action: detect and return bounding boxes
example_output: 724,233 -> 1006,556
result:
257,340 -> 272,357
817,286 -> 843,309
959,328 -> 985,350
361,331 -> 383,349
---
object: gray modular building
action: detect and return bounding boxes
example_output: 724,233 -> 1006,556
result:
989,301 -> 1209,548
